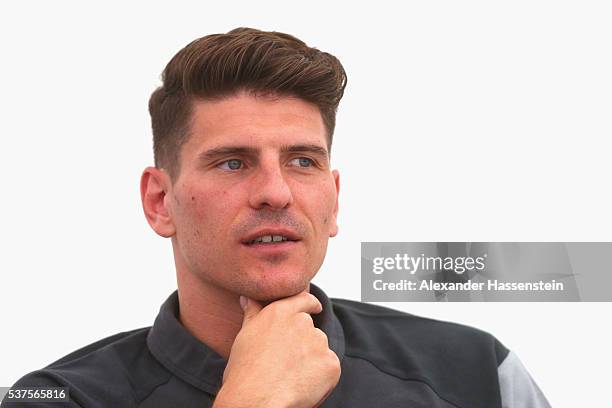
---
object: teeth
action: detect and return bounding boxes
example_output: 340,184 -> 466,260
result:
250,235 -> 290,244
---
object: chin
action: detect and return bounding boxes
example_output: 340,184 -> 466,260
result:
241,268 -> 314,302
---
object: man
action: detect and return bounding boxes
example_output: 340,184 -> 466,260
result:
3,28 -> 551,407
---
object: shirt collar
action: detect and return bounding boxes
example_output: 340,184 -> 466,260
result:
147,283 -> 345,395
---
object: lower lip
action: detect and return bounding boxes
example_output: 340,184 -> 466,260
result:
242,240 -> 300,255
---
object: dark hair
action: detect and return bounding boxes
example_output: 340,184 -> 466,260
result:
148,27 -> 347,181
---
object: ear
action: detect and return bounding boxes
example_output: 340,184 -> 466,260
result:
140,167 -> 176,238
329,169 -> 340,237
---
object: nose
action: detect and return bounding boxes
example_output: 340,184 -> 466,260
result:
248,159 -> 293,210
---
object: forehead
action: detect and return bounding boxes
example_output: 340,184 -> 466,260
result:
187,92 -> 327,150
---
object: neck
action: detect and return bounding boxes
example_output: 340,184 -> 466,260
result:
176,269 -> 244,359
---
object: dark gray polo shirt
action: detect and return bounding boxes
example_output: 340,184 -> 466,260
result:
2,284 -> 550,407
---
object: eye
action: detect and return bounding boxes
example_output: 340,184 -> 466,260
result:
218,159 -> 243,170
289,157 -> 314,168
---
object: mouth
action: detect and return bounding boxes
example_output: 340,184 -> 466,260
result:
241,229 -> 301,247
247,234 -> 295,245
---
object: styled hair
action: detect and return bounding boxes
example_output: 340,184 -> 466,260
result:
148,27 -> 347,180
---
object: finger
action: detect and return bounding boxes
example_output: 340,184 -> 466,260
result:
277,291 -> 323,315
313,387 -> 335,408
240,296 -> 264,325
313,327 -> 329,346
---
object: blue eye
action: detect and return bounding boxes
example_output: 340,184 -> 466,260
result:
219,159 -> 243,170
291,157 -> 314,168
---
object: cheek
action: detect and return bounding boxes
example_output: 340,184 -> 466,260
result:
308,184 -> 337,230
182,187 -> 238,236
177,189 -> 216,237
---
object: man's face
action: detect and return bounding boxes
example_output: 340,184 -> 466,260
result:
165,92 -> 339,301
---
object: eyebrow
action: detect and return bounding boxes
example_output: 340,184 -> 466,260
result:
280,144 -> 329,161
198,146 -> 258,162
198,144 -> 329,162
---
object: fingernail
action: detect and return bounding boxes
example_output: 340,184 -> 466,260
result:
239,295 -> 247,311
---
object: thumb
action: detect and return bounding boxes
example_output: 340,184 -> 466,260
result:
240,295 -> 263,324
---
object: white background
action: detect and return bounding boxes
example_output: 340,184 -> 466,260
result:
1,1 -> 611,406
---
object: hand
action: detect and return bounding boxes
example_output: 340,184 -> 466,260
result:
213,291 -> 341,408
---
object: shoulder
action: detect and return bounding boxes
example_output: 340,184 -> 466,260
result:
330,298 -> 508,383
8,328 -> 169,407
